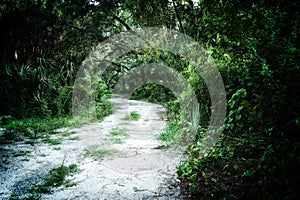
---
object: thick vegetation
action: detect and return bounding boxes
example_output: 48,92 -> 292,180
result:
1,0 -> 299,199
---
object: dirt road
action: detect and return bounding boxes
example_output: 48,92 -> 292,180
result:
0,98 -> 186,199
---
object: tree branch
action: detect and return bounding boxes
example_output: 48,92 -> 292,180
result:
113,15 -> 132,31
171,0 -> 186,36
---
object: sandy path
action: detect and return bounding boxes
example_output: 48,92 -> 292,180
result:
0,98 -> 185,199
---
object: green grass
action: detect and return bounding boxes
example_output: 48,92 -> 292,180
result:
157,111 -> 167,120
60,131 -> 76,137
96,98 -> 113,121
109,128 -> 128,137
42,138 -> 61,145
53,147 -> 61,151
0,116 -> 74,143
84,145 -> 117,160
30,164 -> 79,193
72,96 -> 113,125
10,163 -> 79,199
107,128 -> 129,144
12,150 -> 32,157
123,111 -> 141,121
8,116 -> 73,134
68,136 -> 80,141
157,121 -> 180,143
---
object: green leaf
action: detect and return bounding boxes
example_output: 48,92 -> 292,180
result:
235,114 -> 242,120
243,170 -> 255,177
296,117 -> 300,126
190,173 -> 197,182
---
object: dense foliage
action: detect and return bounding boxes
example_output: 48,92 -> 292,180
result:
0,0 -> 120,117
1,0 -> 299,199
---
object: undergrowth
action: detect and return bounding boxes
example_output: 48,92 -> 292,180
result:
10,163 -> 79,199
0,116 -> 74,144
157,121 -> 180,143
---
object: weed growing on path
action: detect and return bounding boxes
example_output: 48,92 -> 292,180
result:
12,150 -> 32,157
53,147 -> 61,151
107,128 -> 129,144
68,136 -> 80,141
84,145 -> 117,160
10,163 -> 79,199
123,111 -> 140,121
60,131 -> 76,137
42,138 -> 61,145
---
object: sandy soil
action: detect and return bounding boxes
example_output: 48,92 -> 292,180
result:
0,98 -> 187,199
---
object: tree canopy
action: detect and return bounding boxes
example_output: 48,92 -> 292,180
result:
0,0 -> 299,199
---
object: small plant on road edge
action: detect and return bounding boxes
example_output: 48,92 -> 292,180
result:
157,121 -> 180,143
123,111 -> 140,121
42,138 -> 61,145
10,162 -> 79,199
12,150 -> 32,157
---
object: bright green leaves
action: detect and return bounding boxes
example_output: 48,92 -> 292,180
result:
157,120 -> 180,143
123,111 -> 140,121
228,89 -> 247,107
177,158 -> 201,183
225,88 -> 247,130
242,169 -> 255,177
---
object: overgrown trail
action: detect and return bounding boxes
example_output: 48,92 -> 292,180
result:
0,98 -> 186,199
